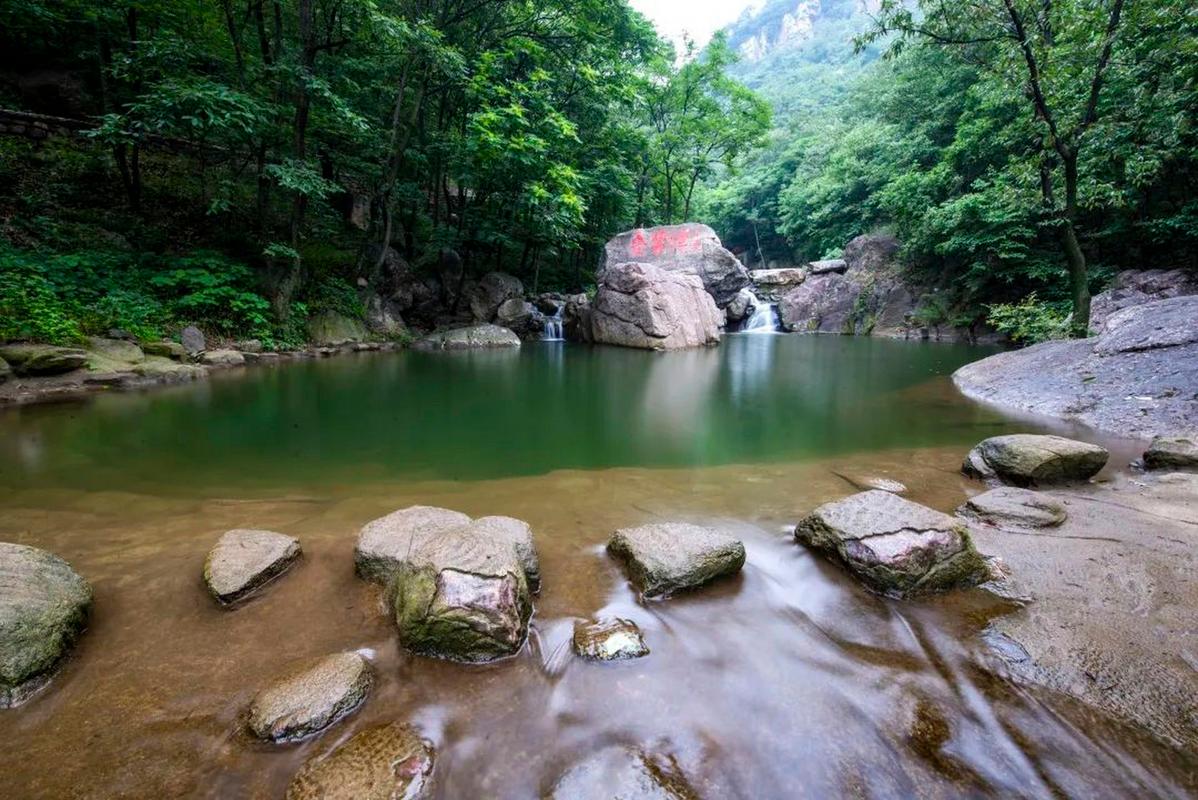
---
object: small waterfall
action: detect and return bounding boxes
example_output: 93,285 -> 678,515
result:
741,294 -> 781,334
542,305 -> 565,341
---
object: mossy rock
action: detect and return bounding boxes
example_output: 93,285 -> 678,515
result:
0,344 -> 88,376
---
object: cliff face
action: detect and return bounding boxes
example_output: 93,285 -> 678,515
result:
727,0 -> 879,64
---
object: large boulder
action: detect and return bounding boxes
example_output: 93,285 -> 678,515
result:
794,490 -> 989,597
248,652 -> 372,742
1143,435 -> 1198,470
199,349 -> 246,367
203,529 -> 301,605
355,507 -> 540,662
307,311 -> 368,346
0,344 -> 88,376
607,522 -> 745,598
468,272 -> 523,322
413,324 -> 521,351
180,325 -> 206,355
361,291 -> 407,338
285,722 -> 434,800
958,487 -> 1068,529
808,259 -> 847,275
547,746 -> 700,800
725,287 -> 757,324
600,223 -> 750,308
749,267 -> 806,302
86,336 -> 144,365
563,293 -> 594,343
591,262 -> 722,351
141,340 -> 188,361
963,434 -> 1109,486
778,272 -> 858,333
1,543 -> 93,707
1090,268 -> 1198,330
953,296 -> 1198,437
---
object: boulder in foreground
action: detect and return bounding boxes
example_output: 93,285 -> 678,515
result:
0,543 -> 93,707
958,487 -> 1067,529
794,490 -> 989,597
548,745 -> 700,800
1143,435 -> 1198,471
591,262 -> 723,351
285,722 -> 434,800
600,223 -> 750,307
248,652 -> 372,742
573,618 -> 649,661
607,522 -> 745,598
355,506 -> 539,662
963,434 -> 1108,486
203,529 -> 301,605
413,324 -> 521,351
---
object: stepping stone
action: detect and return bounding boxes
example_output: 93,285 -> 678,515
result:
963,434 -> 1108,486
248,652 -> 372,742
1144,435 -> 1198,470
203,529 -> 301,605
794,490 -> 989,597
959,487 -> 1067,528
285,722 -> 435,800
607,523 -> 745,599
0,543 -> 93,707
573,618 -> 649,661
548,745 -> 699,800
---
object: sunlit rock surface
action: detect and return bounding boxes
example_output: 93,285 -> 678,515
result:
591,262 -> 723,351
599,223 -> 750,308
607,522 -> 745,598
963,434 -> 1108,486
203,529 -> 301,605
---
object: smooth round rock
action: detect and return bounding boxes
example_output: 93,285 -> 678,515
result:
607,523 -> 745,598
203,529 -> 301,605
963,434 -> 1108,486
248,652 -> 372,742
0,543 -> 93,707
959,487 -> 1067,528
573,618 -> 649,661
285,722 -> 434,800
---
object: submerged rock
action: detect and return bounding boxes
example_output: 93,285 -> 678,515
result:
0,543 -> 93,707
1143,435 -> 1198,471
600,223 -> 750,308
414,324 -> 521,350
573,618 -> 649,661
248,652 -> 372,742
591,262 -> 723,351
203,529 -> 301,605
285,722 -> 434,800
356,507 -> 539,662
0,344 -> 88,376
547,745 -> 699,800
794,490 -> 989,597
963,434 -> 1108,486
607,522 -> 745,598
959,487 -> 1067,529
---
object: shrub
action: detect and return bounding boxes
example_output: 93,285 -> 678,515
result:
0,266 -> 84,344
986,293 -> 1072,345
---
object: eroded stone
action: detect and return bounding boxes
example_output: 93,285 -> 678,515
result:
248,652 -> 372,742
573,618 -> 649,661
607,522 -> 745,598
203,529 -> 301,605
285,722 -> 434,800
959,487 -> 1067,529
963,434 -> 1108,486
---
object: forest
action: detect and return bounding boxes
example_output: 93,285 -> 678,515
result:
0,0 -> 1195,345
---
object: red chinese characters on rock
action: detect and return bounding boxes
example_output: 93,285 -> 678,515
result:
626,227 -> 705,260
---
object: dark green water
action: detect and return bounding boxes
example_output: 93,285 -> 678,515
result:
0,335 -> 1015,493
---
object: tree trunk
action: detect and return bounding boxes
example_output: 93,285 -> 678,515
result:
276,0 -> 315,319
1060,151 -> 1090,336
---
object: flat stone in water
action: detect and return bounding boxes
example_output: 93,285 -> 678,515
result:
285,722 -> 434,800
573,618 -> 649,661
795,490 -> 989,597
963,434 -> 1108,486
1144,435 -> 1198,471
203,529 -> 301,605
248,652 -> 372,742
959,487 -> 1067,529
607,522 -> 745,598
547,745 -> 699,800
0,543 -> 93,707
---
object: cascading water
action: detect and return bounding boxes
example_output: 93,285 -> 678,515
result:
741,293 -> 781,334
542,305 -> 565,341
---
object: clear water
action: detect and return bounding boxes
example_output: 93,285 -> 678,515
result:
1,336 -> 1192,799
